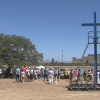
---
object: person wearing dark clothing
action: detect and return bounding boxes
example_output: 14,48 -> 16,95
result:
70,69 -> 73,81
83,69 -> 87,80
54,68 -> 58,84
16,68 -> 20,83
44,67 -> 48,81
3,68 -> 6,78
6,67 -> 10,78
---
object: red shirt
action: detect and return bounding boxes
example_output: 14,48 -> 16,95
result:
74,70 -> 78,76
22,67 -> 26,74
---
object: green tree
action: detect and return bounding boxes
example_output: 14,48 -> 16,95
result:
0,33 -> 43,67
51,58 -> 55,64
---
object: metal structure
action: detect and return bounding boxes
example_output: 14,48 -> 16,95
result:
62,49 -> 63,63
82,12 -> 100,84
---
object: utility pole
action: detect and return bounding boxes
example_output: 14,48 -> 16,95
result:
62,49 -> 63,67
82,12 -> 100,84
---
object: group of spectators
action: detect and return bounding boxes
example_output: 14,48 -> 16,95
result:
15,67 -> 96,84
68,68 -> 100,83
69,68 -> 81,81
0,67 -> 15,78
1,66 -> 100,84
15,66 -> 60,84
15,66 -> 44,83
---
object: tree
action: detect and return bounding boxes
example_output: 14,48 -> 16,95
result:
0,33 -> 43,67
51,58 -> 55,64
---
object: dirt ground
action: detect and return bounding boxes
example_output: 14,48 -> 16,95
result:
0,79 -> 100,100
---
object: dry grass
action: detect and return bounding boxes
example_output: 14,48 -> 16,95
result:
0,78 -> 100,100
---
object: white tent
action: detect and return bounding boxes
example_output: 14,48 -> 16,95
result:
36,65 -> 45,69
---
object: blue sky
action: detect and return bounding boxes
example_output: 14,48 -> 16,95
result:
0,0 -> 100,62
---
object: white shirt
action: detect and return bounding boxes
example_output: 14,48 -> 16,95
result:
49,70 -> 54,76
34,70 -> 37,75
26,69 -> 29,73
26,69 -> 30,75
10,68 -> 12,73
97,72 -> 99,75
68,71 -> 70,75
30,70 -> 33,74
21,71 -> 25,75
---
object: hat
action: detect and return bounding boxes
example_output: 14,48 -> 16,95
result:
65,68 -> 68,70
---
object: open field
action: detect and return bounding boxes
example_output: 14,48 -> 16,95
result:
0,79 -> 100,100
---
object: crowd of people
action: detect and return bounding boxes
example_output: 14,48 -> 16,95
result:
0,66 -> 100,84
13,66 -> 59,84
68,68 -> 100,83
14,66 -> 61,84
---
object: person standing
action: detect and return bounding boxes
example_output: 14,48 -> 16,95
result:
64,68 -> 68,79
68,70 -> 70,79
99,70 -> 100,83
34,68 -> 37,82
74,69 -> 78,80
88,70 -> 91,80
90,69 -> 93,80
44,67 -> 48,81
73,69 -> 76,80
6,67 -> 10,78
70,69 -> 73,81
37,69 -> 41,80
26,67 -> 29,82
21,68 -> 25,83
30,68 -> 34,82
40,68 -> 43,81
48,69 -> 54,84
10,67 -> 13,78
78,69 -> 81,81
58,68 -> 60,81
97,70 -> 99,83
22,66 -> 27,81
3,67 -> 6,78
83,69 -> 87,81
54,68 -> 58,84
15,67 -> 20,83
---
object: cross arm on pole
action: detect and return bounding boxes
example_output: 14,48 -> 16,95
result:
81,12 -> 100,84
82,23 -> 100,26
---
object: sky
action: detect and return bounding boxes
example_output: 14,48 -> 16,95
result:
0,0 -> 100,63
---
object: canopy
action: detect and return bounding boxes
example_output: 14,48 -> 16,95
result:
36,65 -> 45,69
65,68 -> 68,70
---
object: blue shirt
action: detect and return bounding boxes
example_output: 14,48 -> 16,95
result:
16,68 -> 20,75
78,71 -> 81,76
44,69 -> 48,74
